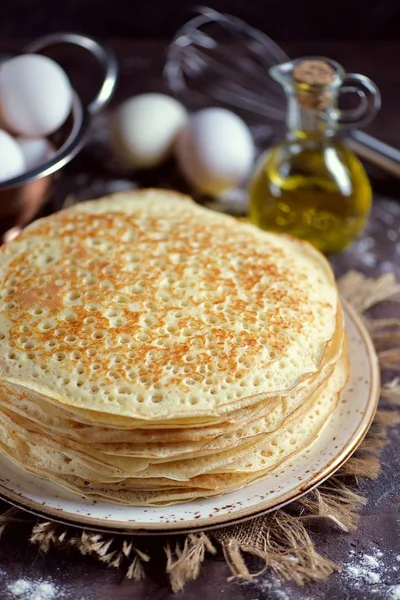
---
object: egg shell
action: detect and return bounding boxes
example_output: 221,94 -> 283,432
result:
110,93 -> 188,169
0,129 -> 26,183
176,108 -> 255,195
0,54 -> 73,137
16,137 -> 55,171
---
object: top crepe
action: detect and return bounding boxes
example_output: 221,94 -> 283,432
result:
0,189 -> 338,421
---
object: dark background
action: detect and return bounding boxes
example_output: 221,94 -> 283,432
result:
1,0 -> 400,40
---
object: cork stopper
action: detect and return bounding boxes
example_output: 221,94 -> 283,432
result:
292,60 -> 335,109
293,60 -> 335,86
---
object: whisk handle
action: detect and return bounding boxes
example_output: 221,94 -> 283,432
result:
346,130 -> 400,179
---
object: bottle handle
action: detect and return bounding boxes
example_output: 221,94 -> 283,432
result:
24,33 -> 118,115
338,73 -> 381,129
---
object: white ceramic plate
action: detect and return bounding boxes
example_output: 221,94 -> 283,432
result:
0,299 -> 380,534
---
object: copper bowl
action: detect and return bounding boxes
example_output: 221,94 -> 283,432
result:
0,32 -> 118,242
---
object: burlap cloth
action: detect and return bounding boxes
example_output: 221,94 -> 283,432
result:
0,271 -> 399,593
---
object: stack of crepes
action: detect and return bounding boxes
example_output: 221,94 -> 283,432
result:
0,190 -> 348,506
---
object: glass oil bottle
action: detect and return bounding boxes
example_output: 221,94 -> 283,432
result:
249,58 -> 380,253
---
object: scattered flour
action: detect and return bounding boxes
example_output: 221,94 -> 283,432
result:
361,253 -> 377,268
32,583 -> 58,600
241,546 -> 400,599
346,564 -> 381,584
241,575 -> 311,600
343,546 -> 400,597
389,585 -> 400,600
344,548 -> 384,586
272,589 -> 291,600
363,555 -> 380,569
6,579 -> 60,600
366,572 -> 381,584
8,580 -> 32,596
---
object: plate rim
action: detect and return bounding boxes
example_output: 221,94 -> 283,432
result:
0,298 -> 381,534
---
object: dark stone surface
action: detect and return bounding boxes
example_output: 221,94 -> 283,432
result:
0,40 -> 399,600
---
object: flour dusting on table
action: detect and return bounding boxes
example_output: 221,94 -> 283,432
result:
240,546 -> 400,599
389,585 -> 400,600
241,575 -> 311,599
343,546 -> 400,598
343,547 -> 385,587
7,579 -> 59,600
3,573 -> 92,600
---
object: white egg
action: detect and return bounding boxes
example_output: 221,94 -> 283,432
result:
176,108 -> 255,195
0,129 -> 25,182
0,54 -> 73,137
110,93 -> 188,169
16,137 -> 55,170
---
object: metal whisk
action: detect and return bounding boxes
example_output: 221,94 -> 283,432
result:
165,6 -> 289,143
165,7 -> 400,178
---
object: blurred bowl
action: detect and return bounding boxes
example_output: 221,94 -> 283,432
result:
0,32 -> 118,242
0,92 -> 88,233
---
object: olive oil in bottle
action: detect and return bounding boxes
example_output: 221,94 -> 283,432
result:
249,58 -> 380,254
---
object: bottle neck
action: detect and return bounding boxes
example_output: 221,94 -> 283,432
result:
286,94 -> 338,141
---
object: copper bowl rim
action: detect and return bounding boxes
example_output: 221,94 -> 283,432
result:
0,91 -> 90,192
